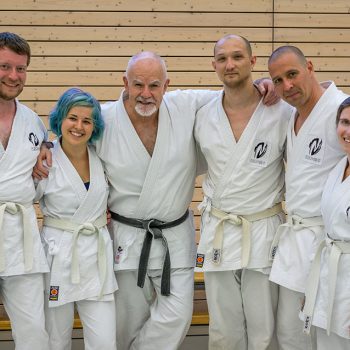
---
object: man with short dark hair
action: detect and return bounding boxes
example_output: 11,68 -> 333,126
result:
0,32 -> 49,349
268,45 -> 348,350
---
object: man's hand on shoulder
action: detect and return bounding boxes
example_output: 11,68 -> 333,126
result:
254,78 -> 280,106
32,142 -> 53,180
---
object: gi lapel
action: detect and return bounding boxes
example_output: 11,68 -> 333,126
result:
213,98 -> 264,205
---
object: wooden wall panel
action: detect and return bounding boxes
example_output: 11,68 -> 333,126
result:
1,0 -> 273,12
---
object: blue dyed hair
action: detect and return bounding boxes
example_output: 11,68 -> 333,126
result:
49,87 -> 104,143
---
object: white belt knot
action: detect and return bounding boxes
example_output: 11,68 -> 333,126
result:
76,223 -> 97,234
4,202 -> 20,215
270,215 -> 324,260
0,202 -> 33,272
288,215 -> 306,230
44,214 -> 107,297
210,203 -> 283,267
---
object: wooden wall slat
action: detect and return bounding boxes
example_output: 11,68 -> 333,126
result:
0,11 -> 272,27
28,42 -> 273,56
275,14 -> 350,28
0,0 -> 273,12
26,56 -> 268,72
275,28 -> 350,42
0,26 -> 272,42
275,0 -> 350,13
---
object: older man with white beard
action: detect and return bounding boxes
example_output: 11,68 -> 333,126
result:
35,50 -> 277,350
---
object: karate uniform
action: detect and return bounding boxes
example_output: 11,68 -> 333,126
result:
0,100 -> 49,349
36,140 -> 118,350
194,91 -> 293,350
269,82 -> 348,350
301,156 -> 350,349
96,89 -> 217,350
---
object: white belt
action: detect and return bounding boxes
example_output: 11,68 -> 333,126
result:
44,214 -> 107,296
303,239 -> 350,336
210,203 -> 283,267
0,202 -> 33,272
270,215 -> 324,260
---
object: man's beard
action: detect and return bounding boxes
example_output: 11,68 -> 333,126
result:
135,98 -> 157,117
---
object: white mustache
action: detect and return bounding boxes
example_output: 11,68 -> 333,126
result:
136,97 -> 156,104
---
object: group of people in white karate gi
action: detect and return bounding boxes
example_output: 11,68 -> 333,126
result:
0,29 -> 349,350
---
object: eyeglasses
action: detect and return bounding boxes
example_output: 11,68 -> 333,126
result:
0,63 -> 27,73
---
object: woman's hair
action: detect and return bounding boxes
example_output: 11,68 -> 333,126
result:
49,87 -> 104,142
336,97 -> 350,125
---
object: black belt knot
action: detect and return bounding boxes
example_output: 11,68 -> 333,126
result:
110,210 -> 189,296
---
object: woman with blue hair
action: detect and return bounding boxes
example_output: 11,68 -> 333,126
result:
35,88 -> 118,350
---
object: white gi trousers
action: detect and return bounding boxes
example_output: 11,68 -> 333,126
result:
0,273 -> 49,350
115,268 -> 194,350
205,269 -> 278,350
45,299 -> 117,350
316,327 -> 349,350
276,286 -> 316,350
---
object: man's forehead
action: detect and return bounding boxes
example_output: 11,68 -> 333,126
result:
215,37 -> 246,54
132,76 -> 162,85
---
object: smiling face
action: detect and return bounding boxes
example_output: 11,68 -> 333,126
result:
61,106 -> 94,149
123,55 -> 169,118
0,47 -> 27,101
337,106 -> 350,155
212,36 -> 255,88
268,51 -> 315,109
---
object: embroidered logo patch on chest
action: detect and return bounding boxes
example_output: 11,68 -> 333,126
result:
249,140 -> 271,167
304,136 -> 324,165
49,286 -> 59,301
28,132 -> 40,151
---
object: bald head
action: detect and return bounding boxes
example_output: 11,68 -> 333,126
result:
125,51 -> 168,81
214,34 -> 252,57
123,51 -> 170,119
268,45 -> 307,68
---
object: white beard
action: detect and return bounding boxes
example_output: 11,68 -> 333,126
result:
135,102 -> 157,117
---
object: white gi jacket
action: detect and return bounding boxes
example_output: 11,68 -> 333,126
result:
270,82 -> 348,292
0,100 -> 49,276
194,91 -> 293,271
96,89 -> 218,271
310,156 -> 350,339
36,141 -> 117,307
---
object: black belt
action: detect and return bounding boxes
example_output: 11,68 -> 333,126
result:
110,210 -> 189,296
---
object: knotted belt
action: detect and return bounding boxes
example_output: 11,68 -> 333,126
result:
303,238 -> 350,336
269,215 -> 324,260
43,214 -> 107,296
111,210 -> 189,296
0,202 -> 33,272
210,203 -> 283,267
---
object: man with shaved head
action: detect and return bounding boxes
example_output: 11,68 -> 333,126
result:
268,46 -> 348,349
36,50 -> 277,349
194,34 -> 293,350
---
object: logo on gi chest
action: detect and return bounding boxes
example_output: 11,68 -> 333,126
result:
249,140 -> 270,167
28,132 -> 40,151
308,138 -> 322,156
304,136 -> 324,165
254,142 -> 268,159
